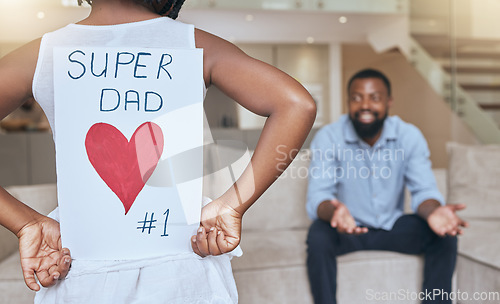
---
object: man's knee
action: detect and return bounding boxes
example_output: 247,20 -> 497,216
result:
403,214 -> 458,255
393,214 -> 428,232
434,235 -> 458,254
307,220 -> 337,256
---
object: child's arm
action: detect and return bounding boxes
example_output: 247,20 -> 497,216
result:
192,30 -> 317,256
2,186 -> 71,291
0,40 -> 72,290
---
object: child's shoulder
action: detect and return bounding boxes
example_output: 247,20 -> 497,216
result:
194,29 -> 241,54
194,29 -> 255,69
0,38 -> 42,92
1,38 -> 41,65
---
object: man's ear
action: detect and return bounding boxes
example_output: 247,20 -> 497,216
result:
387,96 -> 393,108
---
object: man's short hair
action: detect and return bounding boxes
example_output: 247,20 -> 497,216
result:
347,69 -> 391,97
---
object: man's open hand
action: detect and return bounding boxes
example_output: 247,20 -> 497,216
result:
330,200 -> 368,234
17,216 -> 71,291
427,204 -> 468,237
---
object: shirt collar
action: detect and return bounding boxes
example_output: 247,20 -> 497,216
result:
344,115 -> 397,145
344,116 -> 360,144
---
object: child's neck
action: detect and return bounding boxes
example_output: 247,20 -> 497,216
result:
77,0 -> 160,26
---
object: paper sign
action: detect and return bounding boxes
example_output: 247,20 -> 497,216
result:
53,47 -> 204,260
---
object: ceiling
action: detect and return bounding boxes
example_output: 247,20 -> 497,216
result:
0,0 -> 405,45
180,9 -> 405,44
0,0 -> 90,43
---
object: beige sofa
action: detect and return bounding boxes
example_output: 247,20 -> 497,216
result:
446,143 -> 500,304
233,144 -> 500,304
1,144 -> 499,304
232,151 -> 442,304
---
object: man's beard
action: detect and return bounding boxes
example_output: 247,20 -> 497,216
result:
350,110 -> 387,139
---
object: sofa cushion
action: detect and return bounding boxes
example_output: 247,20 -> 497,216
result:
201,145 -> 311,231
232,229 -> 307,271
456,255 -> 500,304
233,229 -> 427,271
457,220 -> 500,270
455,219 -> 500,304
0,252 -> 35,304
0,226 -> 18,268
5,184 -> 57,216
0,252 -> 24,281
337,252 -> 424,304
233,229 -> 425,304
242,151 -> 311,231
447,143 -> 500,219
234,266 -> 313,304
0,281 -> 35,304
235,256 -> 425,304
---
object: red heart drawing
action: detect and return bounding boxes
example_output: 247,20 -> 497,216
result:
85,122 -> 164,215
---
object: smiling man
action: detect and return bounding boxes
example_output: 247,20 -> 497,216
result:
305,69 -> 467,304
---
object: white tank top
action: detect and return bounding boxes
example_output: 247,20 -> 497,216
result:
30,21 -> 242,290
32,17 -> 197,136
31,16 -> 234,206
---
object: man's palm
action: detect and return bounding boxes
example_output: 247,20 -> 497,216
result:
330,200 -> 368,234
427,204 -> 467,236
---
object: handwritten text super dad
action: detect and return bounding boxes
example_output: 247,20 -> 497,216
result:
66,50 -> 173,112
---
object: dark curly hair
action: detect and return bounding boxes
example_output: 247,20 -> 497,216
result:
77,0 -> 185,19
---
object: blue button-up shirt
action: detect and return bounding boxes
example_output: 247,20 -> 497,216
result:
306,115 -> 444,230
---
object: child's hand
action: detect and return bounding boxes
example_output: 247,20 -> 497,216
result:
17,216 -> 71,291
191,199 -> 242,257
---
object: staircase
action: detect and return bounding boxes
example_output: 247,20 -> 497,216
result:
406,37 -> 500,144
414,35 -> 500,131
409,0 -> 500,143
436,44 -> 500,126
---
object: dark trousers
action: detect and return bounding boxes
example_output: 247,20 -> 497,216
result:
306,215 -> 457,304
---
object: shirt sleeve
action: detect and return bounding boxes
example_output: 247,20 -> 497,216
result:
403,127 -> 445,212
306,128 -> 338,220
